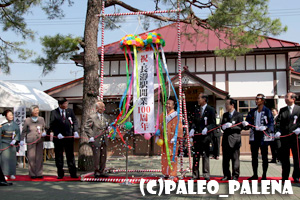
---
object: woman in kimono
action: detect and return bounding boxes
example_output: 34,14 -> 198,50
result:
20,105 -> 46,179
0,109 -> 20,179
159,97 -> 183,179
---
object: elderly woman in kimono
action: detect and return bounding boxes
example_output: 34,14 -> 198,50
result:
20,105 -> 46,179
0,109 -> 20,179
159,97 -> 183,179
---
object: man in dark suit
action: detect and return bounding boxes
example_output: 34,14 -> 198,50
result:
243,93 -> 274,180
189,93 -> 216,181
211,112 -> 221,160
270,108 -> 280,164
275,92 -> 300,183
50,97 -> 79,179
85,101 -> 111,178
221,98 -> 243,181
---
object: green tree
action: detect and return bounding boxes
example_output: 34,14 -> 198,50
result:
1,0 -> 288,170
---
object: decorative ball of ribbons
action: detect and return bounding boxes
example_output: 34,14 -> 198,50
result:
124,121 -> 133,130
144,133 -> 152,140
120,34 -> 144,49
157,138 -> 163,146
119,32 -> 165,50
141,32 -> 165,47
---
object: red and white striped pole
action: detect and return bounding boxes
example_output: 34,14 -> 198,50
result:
97,9 -> 179,17
177,0 -> 182,121
99,0 -> 105,100
183,93 -> 192,170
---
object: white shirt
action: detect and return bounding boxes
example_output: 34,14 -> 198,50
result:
97,112 -> 103,120
229,109 -> 235,117
201,103 -> 207,116
59,107 -> 65,116
255,111 -> 262,130
289,104 -> 295,114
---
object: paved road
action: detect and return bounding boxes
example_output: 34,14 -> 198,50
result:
1,155 -> 300,199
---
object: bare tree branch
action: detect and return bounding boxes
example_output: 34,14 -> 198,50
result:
0,0 -> 16,8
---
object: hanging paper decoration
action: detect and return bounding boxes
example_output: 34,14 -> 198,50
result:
108,32 -> 179,169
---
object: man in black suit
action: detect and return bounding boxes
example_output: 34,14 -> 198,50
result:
275,92 -> 300,183
221,98 -> 243,181
50,97 -> 79,179
270,108 -> 280,164
211,113 -> 221,160
189,93 -> 216,181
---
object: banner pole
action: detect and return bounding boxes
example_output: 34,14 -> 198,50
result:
121,136 -> 132,185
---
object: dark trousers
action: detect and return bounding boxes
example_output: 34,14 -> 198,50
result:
222,144 -> 240,178
212,136 -> 220,157
54,138 -> 77,177
92,142 -> 107,174
270,139 -> 281,161
192,139 -> 210,178
0,165 -> 6,182
250,141 -> 268,177
281,136 -> 300,180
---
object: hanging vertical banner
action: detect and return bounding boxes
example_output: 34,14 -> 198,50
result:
14,107 -> 26,156
133,51 -> 155,134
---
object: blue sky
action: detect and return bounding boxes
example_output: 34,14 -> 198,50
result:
0,0 -> 299,91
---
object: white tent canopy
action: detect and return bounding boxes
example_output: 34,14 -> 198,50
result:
0,80 -> 58,111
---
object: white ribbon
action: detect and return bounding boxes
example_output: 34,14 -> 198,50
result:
161,47 -> 170,97
37,126 -> 41,134
68,117 -> 73,125
294,115 -> 298,125
264,116 -> 268,124
204,117 -> 207,126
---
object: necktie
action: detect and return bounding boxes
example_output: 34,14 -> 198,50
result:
289,106 -> 292,114
229,113 -> 232,119
199,107 -> 203,118
62,110 -> 66,122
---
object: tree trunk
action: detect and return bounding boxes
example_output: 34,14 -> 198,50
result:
78,0 -> 102,171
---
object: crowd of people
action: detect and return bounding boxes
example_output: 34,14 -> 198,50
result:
0,92 -> 300,186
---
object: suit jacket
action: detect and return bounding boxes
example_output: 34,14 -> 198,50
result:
276,105 -> 300,138
21,116 -> 45,143
191,104 -> 216,144
84,113 -> 111,147
50,108 -> 78,137
221,111 -> 243,149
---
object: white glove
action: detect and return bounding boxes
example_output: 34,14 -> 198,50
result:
275,132 -> 281,138
222,122 -> 233,130
89,137 -> 95,143
222,124 -> 227,130
226,122 -> 233,128
293,128 -> 300,135
74,132 -> 80,138
189,129 -> 195,137
10,139 -> 16,145
20,141 -> 25,146
259,126 -> 267,131
170,137 -> 175,144
202,128 -> 208,135
42,132 -> 47,137
57,133 -> 64,139
242,121 -> 249,127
